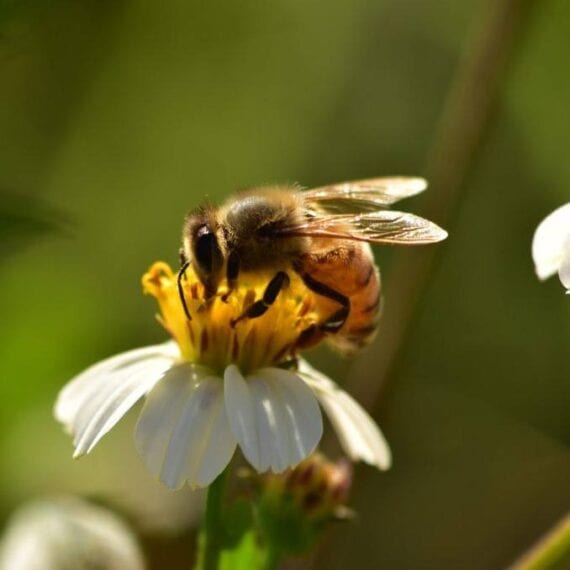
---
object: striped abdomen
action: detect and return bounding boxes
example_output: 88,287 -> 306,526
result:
297,242 -> 382,355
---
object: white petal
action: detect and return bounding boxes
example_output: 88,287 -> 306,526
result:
559,237 -> 570,292
54,342 -> 178,456
224,365 -> 322,473
222,366 -> 259,466
298,359 -> 391,470
532,203 -> 570,280
55,341 -> 178,425
135,365 -> 236,489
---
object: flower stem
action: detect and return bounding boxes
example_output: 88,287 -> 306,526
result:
509,515 -> 570,569
199,468 -> 230,570
348,0 -> 535,407
263,543 -> 283,570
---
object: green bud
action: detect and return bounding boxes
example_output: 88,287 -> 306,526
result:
255,453 -> 353,555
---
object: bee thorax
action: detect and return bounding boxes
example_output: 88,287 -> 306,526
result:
222,190 -> 305,270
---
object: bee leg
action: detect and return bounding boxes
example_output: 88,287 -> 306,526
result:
297,271 -> 350,332
296,324 -> 326,350
177,261 -> 192,321
231,271 -> 290,326
222,251 -> 240,303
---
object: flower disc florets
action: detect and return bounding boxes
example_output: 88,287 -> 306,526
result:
142,262 -> 322,373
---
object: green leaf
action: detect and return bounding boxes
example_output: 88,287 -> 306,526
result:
220,531 -> 265,570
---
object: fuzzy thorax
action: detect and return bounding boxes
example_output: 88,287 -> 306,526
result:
142,262 -> 321,374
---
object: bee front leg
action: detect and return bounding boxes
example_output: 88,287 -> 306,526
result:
296,271 -> 350,332
222,251 -> 240,303
231,271 -> 290,326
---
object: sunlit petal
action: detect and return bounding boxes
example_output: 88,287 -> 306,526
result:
532,203 -> 570,280
222,365 -> 259,466
54,342 -> 178,456
224,365 -> 322,473
136,365 -> 236,489
559,237 -> 570,292
298,359 -> 391,470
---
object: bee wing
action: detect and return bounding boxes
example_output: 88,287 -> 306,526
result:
302,177 -> 428,212
276,211 -> 447,245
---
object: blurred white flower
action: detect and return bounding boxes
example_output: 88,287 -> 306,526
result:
55,263 -> 390,489
0,497 -> 144,570
1,405 -> 205,533
532,203 -> 570,293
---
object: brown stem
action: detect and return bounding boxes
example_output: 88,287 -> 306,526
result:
348,0 -> 535,408
311,6 -> 535,569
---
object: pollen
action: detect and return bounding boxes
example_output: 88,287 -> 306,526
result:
142,262 -> 323,374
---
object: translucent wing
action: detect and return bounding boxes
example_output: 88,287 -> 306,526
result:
302,177 -> 428,213
275,210 -> 447,245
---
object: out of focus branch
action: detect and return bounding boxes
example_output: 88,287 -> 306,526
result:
348,0 -> 535,408
508,514 -> 570,569
0,192 -> 71,259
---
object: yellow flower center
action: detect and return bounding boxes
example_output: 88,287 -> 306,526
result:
142,262 -> 323,374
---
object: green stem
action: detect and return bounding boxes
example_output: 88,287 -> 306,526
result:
510,515 -> 570,569
199,468 -> 230,570
263,543 -> 283,570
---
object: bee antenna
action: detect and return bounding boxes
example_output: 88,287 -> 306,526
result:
197,200 -> 215,214
177,261 -> 192,321
183,202 -> 213,223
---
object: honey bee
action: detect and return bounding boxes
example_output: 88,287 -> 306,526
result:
179,177 -> 447,355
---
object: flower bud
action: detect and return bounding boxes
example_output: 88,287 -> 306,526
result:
256,454 -> 353,554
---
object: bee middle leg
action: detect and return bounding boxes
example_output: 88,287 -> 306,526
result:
231,271 -> 290,326
297,271 -> 350,332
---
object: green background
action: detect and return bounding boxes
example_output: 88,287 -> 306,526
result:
1,0 -> 569,568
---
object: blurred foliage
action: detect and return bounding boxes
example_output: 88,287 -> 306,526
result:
0,192 -> 68,259
0,0 -> 569,569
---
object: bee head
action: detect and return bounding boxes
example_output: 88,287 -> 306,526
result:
182,209 -> 225,291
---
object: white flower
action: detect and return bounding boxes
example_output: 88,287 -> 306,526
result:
55,341 -> 391,489
0,497 -> 144,570
55,261 -> 391,489
532,203 -> 570,293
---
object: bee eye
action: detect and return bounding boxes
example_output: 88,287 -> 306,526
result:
194,225 -> 223,276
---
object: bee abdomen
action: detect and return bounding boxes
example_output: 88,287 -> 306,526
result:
332,267 -> 382,355
296,243 -> 382,355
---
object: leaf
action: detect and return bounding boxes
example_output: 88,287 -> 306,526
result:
220,531 -> 265,570
0,192 -> 70,258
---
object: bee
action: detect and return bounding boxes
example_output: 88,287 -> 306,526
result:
179,177 -> 447,355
